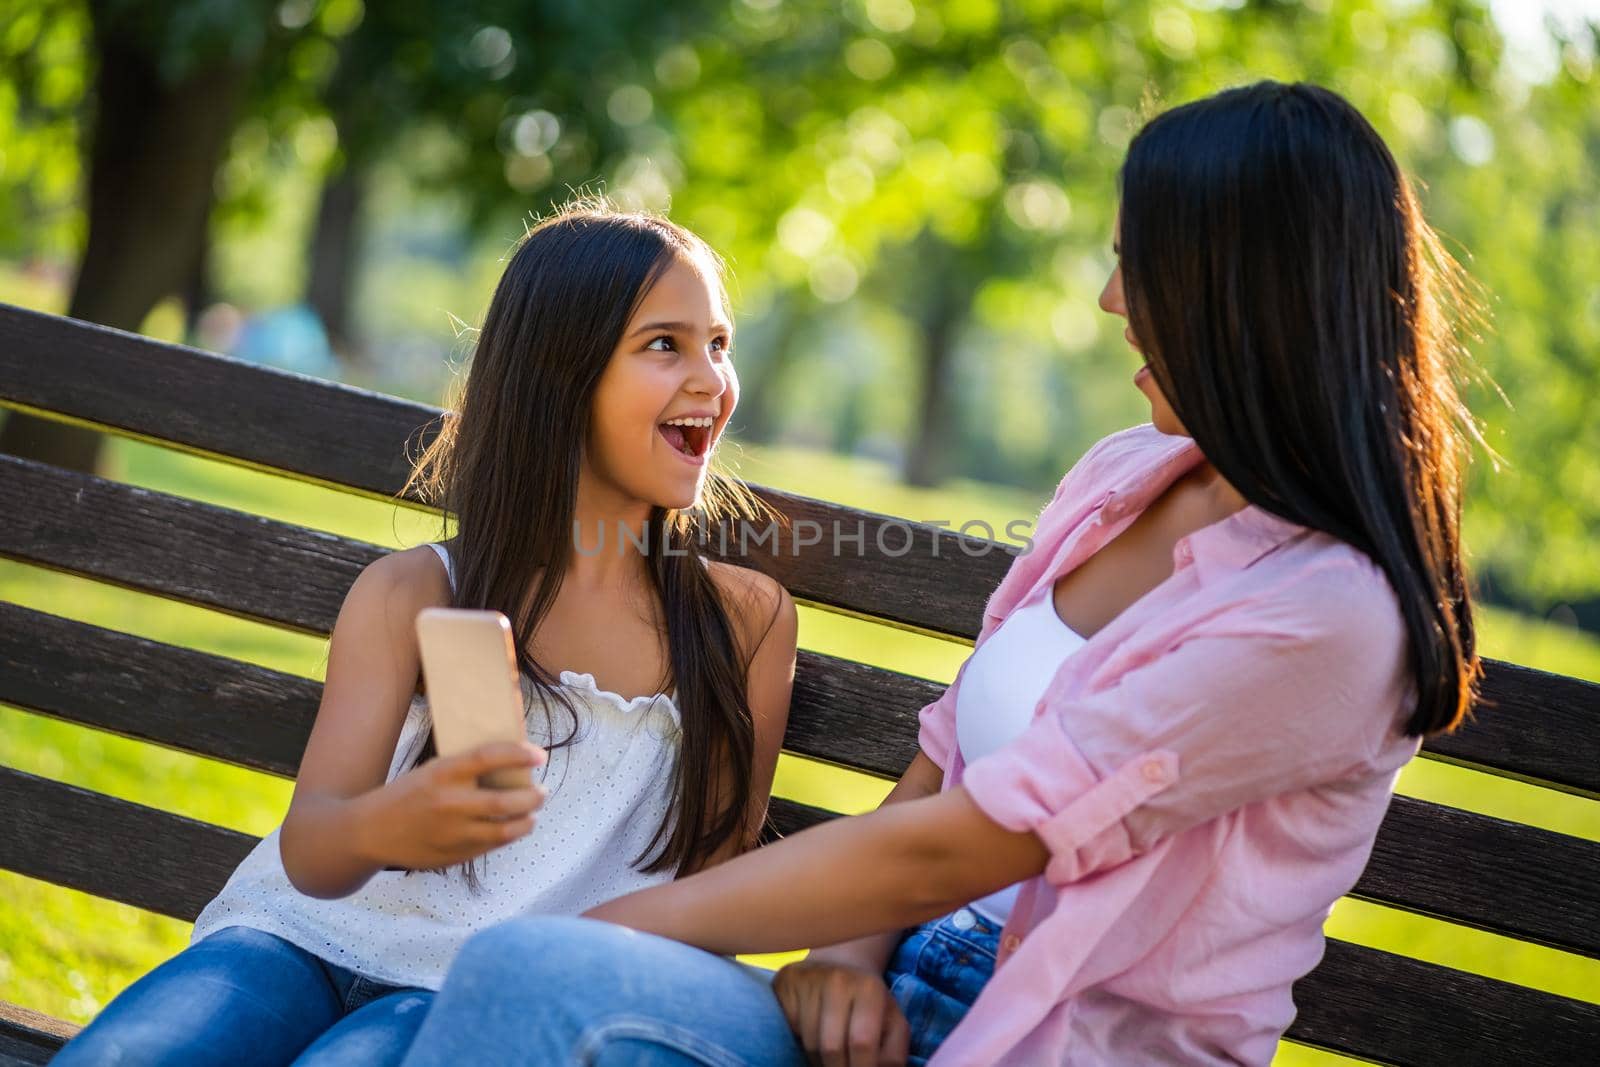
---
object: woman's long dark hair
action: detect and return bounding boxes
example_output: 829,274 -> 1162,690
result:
404,201 -> 769,875
1119,81 -> 1480,737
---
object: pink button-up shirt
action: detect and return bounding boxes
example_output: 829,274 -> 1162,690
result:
920,424 -> 1421,1065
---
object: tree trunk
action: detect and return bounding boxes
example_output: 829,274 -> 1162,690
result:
306,164 -> 366,363
0,15 -> 253,473
181,225 -> 214,342
303,30 -> 379,370
733,298 -> 797,442
903,264 -> 962,488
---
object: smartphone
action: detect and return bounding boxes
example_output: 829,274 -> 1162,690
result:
414,607 -> 532,789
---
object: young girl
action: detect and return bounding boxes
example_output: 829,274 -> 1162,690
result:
395,82 -> 1482,1066
54,204 -> 797,1067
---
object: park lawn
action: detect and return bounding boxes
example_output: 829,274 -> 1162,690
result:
1,437 -> 1597,1067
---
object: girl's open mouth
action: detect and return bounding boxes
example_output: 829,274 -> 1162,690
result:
658,421 -> 712,462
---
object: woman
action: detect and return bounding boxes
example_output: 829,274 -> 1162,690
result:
397,81 -> 1480,1066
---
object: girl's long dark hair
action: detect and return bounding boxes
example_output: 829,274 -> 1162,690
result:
404,201 -> 768,875
1119,81 -> 1480,737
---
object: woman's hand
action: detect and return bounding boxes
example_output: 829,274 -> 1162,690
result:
774,958 -> 910,1067
355,740 -> 548,870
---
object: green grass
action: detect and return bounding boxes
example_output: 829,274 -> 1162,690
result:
2,437 -> 1597,1067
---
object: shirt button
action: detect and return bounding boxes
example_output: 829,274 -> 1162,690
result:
1001,934 -> 1022,953
1174,541 -> 1193,565
1141,759 -> 1169,784
950,908 -> 977,931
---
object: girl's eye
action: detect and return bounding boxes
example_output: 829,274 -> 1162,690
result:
646,336 -> 676,352
711,336 -> 732,358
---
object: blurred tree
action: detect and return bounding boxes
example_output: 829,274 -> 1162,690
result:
294,0 -> 723,364
654,0 -> 1598,606
0,0 -> 318,473
0,0 -> 85,262
1,0 -> 1593,611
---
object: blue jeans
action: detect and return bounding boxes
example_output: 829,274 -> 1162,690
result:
885,907 -> 1000,1066
398,910 -> 997,1066
53,926 -> 432,1067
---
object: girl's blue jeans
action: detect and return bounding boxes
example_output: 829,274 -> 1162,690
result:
397,908 -> 1000,1066
51,925 -> 432,1067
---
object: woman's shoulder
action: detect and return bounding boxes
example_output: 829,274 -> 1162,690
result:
704,559 -> 796,664
1050,423 -> 1185,502
1242,531 -> 1408,659
1086,422 -> 1195,478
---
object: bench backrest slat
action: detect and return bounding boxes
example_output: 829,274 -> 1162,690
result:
5,453 -> 1598,798
2,764 -> 1594,1067
5,302 -> 1599,1063
0,303 -> 1013,640
0,600 -> 933,783
7,601 -> 1597,959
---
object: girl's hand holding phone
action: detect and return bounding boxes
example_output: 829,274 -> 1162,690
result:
357,740 -> 548,870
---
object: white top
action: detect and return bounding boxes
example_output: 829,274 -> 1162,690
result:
954,586 -> 1087,923
191,543 -> 684,989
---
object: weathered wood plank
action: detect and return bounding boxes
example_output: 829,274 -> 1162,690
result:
0,604 -> 322,778
1,772 -> 1594,1065
0,307 -> 1021,640
0,1002 -> 77,1066
0,603 -> 927,781
708,483 -> 1019,638
1290,938 -> 1600,1065
0,453 -> 378,635
6,606 -> 1600,957
0,302 -> 440,502
1349,794 -> 1600,958
7,457 -> 1598,798
0,768 -> 256,921
1433,660 -> 1600,801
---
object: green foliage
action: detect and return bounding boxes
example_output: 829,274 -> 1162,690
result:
5,3 -> 1594,600
641,0 -> 1600,600
0,0 -> 88,256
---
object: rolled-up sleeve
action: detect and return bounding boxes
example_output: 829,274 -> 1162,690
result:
962,564 -> 1413,885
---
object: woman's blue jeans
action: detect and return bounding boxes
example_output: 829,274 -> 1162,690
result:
888,907 -> 1001,1066
52,925 -> 432,1067
397,909 -> 999,1066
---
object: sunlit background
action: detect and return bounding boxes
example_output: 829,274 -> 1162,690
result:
1,2 -> 1597,1062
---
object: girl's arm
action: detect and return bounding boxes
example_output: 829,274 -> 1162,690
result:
280,549 -> 545,898
585,782 -> 1048,955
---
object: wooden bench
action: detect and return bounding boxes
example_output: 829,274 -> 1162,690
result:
1,301 -> 1596,1065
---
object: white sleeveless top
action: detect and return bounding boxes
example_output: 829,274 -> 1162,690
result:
955,585 -> 1087,922
191,543 -> 684,989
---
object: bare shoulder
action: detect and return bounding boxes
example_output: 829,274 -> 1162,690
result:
340,544 -> 453,627
705,559 -> 797,663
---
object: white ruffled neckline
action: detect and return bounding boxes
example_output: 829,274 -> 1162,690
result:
557,669 -> 679,715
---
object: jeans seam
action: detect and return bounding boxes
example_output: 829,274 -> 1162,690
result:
926,923 -> 1000,962
343,975 -> 401,1014
573,1017 -> 754,1067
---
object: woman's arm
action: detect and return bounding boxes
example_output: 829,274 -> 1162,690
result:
801,750 -> 945,970
585,782 -> 1047,955
763,751 -> 947,1067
